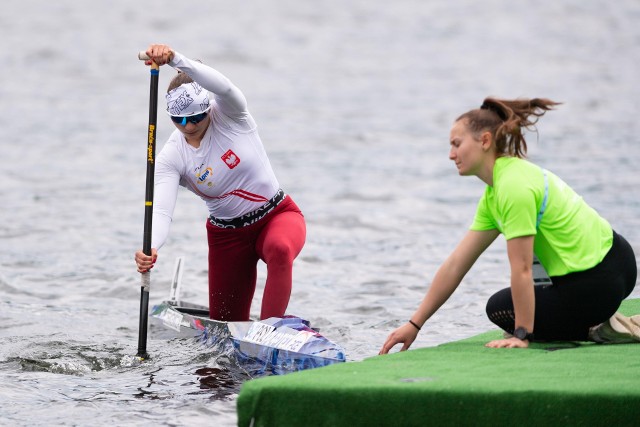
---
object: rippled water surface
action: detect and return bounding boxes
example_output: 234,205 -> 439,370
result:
1,1 -> 639,425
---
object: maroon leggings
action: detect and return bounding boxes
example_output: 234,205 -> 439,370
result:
205,197 -> 306,321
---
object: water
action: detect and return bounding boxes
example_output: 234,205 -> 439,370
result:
1,0 -> 639,425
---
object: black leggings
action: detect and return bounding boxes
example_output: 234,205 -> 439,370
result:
486,230 -> 637,341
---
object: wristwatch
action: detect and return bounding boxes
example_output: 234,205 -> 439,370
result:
513,327 -> 534,341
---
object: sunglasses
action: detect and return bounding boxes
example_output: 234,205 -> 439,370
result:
170,112 -> 208,126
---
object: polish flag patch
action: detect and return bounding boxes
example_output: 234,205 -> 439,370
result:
221,149 -> 240,169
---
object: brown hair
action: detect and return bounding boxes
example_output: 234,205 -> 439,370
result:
167,59 -> 203,93
456,97 -> 561,158
167,72 -> 194,93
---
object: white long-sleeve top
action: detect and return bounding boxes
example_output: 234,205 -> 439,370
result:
151,51 -> 279,249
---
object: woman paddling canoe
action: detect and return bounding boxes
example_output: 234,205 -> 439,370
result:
380,97 -> 638,353
135,44 -> 306,322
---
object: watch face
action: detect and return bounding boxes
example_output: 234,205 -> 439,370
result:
514,327 -> 528,340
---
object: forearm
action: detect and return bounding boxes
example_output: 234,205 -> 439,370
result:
151,158 -> 180,250
506,235 -> 536,333
411,260 -> 464,326
169,51 -> 247,114
511,270 -> 535,331
412,230 -> 498,327
150,212 -> 171,250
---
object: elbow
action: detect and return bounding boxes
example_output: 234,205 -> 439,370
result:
511,264 -> 533,285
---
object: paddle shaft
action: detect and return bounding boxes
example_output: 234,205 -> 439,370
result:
137,60 -> 160,360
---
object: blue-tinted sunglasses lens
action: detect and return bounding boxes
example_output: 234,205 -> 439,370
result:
171,112 -> 207,125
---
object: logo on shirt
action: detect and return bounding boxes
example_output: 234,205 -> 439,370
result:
221,149 -> 240,169
195,164 -> 214,187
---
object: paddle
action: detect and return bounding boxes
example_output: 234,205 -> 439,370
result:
136,51 -> 159,360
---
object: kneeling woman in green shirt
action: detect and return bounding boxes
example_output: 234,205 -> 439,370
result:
380,97 -> 638,353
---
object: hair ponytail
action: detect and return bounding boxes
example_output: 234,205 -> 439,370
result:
457,97 -> 560,158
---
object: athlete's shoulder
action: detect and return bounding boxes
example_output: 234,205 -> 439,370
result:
494,158 -> 541,197
157,132 -> 189,167
496,157 -> 539,178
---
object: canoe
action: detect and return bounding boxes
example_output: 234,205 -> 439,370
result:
148,258 -> 346,375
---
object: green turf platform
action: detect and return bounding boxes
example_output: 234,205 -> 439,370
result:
237,298 -> 640,427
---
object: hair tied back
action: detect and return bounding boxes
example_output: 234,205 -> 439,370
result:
480,102 -> 508,121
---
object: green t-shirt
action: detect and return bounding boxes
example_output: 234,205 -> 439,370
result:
470,157 -> 612,277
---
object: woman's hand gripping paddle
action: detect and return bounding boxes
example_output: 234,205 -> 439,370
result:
136,51 -> 159,361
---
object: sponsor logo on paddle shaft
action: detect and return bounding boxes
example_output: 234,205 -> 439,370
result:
147,124 -> 155,163
221,149 -> 240,169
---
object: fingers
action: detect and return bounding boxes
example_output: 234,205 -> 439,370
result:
144,44 -> 175,66
379,342 -> 392,355
485,338 -> 528,348
135,249 -> 158,273
379,338 -> 410,355
379,324 -> 418,355
379,334 -> 398,354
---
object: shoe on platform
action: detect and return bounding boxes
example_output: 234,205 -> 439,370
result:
588,312 -> 640,344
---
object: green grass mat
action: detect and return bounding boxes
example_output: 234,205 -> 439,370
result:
237,299 -> 640,427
